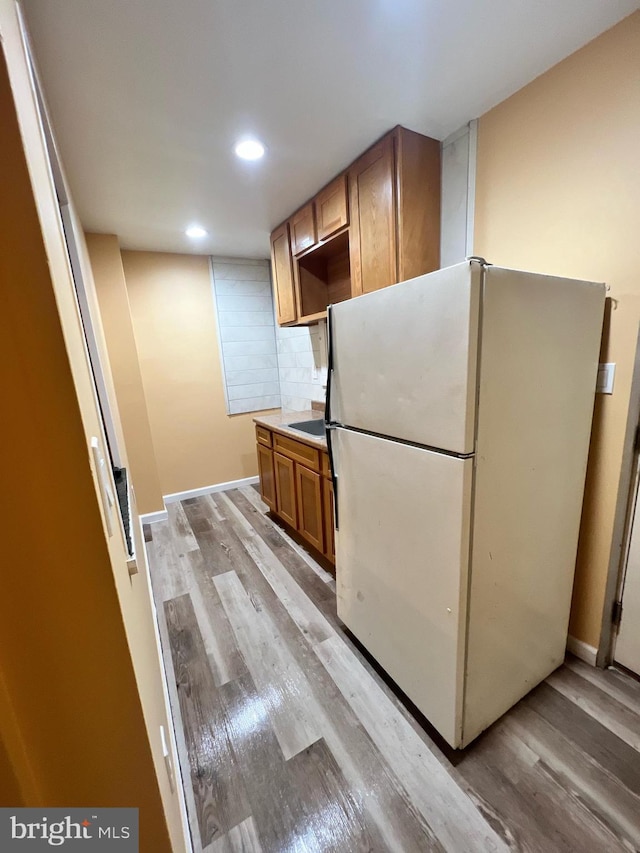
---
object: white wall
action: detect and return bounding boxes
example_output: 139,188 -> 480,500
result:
440,121 -> 477,267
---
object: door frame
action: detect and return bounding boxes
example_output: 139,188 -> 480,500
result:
598,321 -> 640,666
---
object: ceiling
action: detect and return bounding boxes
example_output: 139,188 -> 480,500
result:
23,0 -> 639,258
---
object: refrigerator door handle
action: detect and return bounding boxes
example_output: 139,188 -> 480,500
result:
324,303 -> 334,427
324,304 -> 339,529
325,423 -> 339,531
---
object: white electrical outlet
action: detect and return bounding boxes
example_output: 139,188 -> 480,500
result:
596,363 -> 615,395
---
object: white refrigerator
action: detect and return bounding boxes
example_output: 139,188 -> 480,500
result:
325,260 -> 605,748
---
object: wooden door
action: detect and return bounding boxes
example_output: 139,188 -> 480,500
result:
257,444 -> 276,511
290,204 -> 316,256
274,452 -> 297,527
323,478 -> 335,563
270,223 -> 297,325
296,464 -> 324,552
315,175 -> 348,242
349,135 -> 397,295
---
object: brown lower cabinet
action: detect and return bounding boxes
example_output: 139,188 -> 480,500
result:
273,452 -> 297,528
257,425 -> 335,567
296,465 -> 324,552
256,443 -> 276,511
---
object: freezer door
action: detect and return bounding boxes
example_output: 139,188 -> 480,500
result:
334,427 -> 473,747
329,261 -> 481,455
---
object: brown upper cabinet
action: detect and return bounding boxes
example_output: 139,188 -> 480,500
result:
348,135 -> 396,295
269,125 -> 440,325
270,222 -> 297,325
291,203 -> 316,256
316,175 -> 349,241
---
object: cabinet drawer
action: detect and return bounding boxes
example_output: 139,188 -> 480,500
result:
256,425 -> 272,447
322,452 -> 332,479
316,175 -> 348,241
273,433 -> 320,471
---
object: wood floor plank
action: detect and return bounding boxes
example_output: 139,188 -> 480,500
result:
216,492 -> 333,646
213,570 -> 323,760
528,682 -> 640,796
149,519 -> 189,601
149,585 -> 203,851
315,635 -> 509,852
231,488 -> 336,606
505,703 -> 640,850
239,486 -> 335,585
284,739 -> 375,853
164,593 -> 252,846
566,656 -> 640,718
187,556 -> 247,688
168,500 -> 200,553
220,673 -> 375,853
182,498 -> 253,578
209,817 -> 263,853
456,719 -> 629,853
217,575 -> 441,851
547,667 -> 640,751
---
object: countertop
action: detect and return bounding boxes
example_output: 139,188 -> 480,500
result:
253,409 -> 327,450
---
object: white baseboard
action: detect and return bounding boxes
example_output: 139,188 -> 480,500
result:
139,477 -> 258,525
139,509 -> 168,525
163,476 -> 259,505
567,635 -> 598,666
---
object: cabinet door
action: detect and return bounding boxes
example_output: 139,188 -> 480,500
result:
274,452 -> 297,527
315,175 -> 348,242
290,204 -> 316,256
270,223 -> 297,325
323,478 -> 335,563
349,135 -> 397,295
296,464 -> 324,552
257,444 -> 276,511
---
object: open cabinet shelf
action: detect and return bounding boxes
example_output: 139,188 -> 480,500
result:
295,229 -> 351,322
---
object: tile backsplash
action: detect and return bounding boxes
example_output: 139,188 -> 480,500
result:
211,257 -> 282,414
276,321 -> 328,412
211,254 -> 328,414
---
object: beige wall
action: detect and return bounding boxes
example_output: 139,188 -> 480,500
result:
474,12 -> 640,648
0,2 -> 186,847
86,233 -> 164,513
121,250 -> 263,496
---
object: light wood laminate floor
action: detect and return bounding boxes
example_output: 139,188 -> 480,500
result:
146,487 -> 640,853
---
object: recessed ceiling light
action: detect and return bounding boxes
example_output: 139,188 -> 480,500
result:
234,139 -> 265,161
185,225 -> 208,239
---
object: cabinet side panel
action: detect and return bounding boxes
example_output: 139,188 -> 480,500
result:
396,128 -> 441,282
463,268 -> 605,745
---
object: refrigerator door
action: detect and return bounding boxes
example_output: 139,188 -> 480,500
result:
329,261 -> 481,455
334,427 -> 473,747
